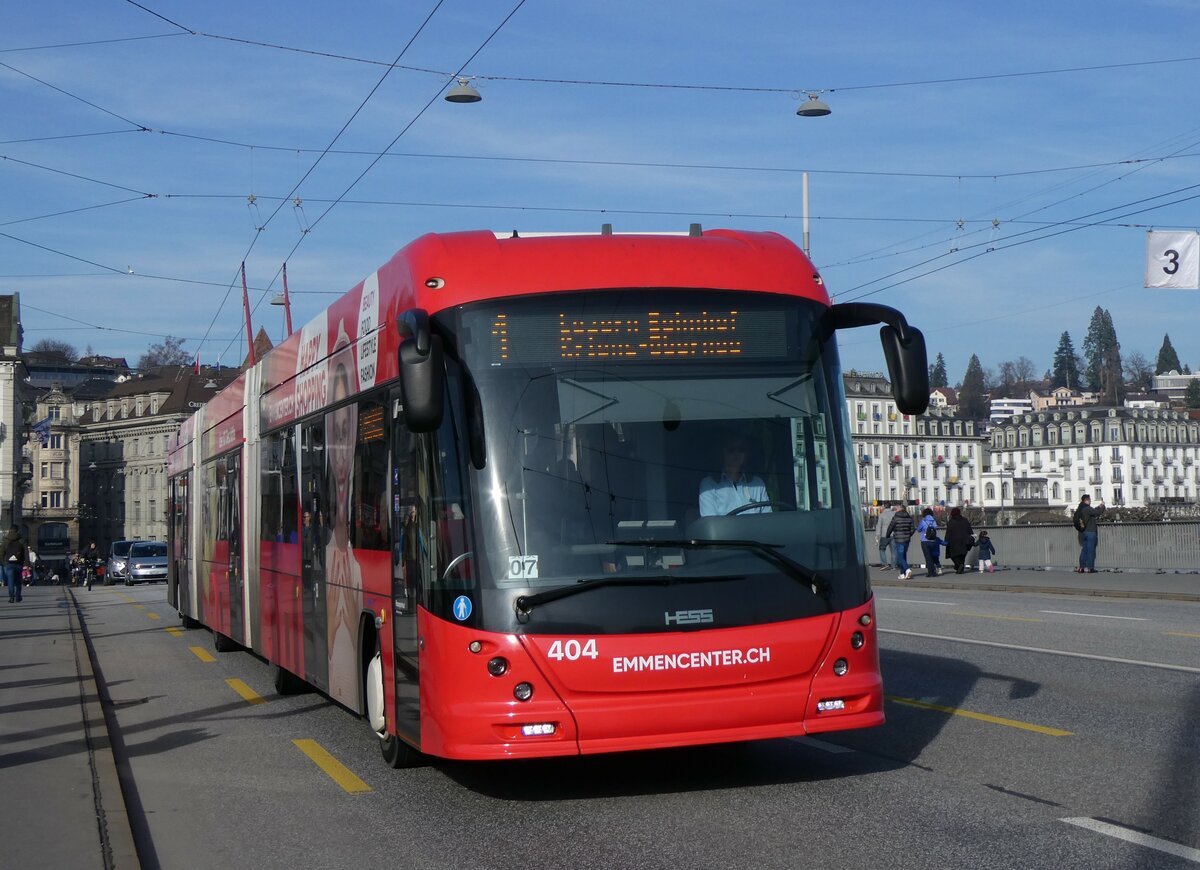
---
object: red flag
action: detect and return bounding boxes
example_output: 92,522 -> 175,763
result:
242,262 -> 255,366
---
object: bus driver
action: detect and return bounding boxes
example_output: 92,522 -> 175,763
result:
698,433 -> 772,517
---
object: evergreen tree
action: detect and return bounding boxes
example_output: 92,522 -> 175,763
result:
958,354 -> 989,419
929,353 -> 948,388
1186,380 -> 1200,409
1051,331 -> 1081,389
1082,307 -> 1122,403
1155,334 -> 1182,374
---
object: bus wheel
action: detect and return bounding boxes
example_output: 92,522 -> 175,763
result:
213,631 -> 237,652
367,649 -> 419,769
270,663 -> 306,695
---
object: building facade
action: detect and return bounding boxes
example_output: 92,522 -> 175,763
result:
984,407 -> 1200,511
0,295 -> 26,530
21,386 -> 82,571
845,373 -> 984,511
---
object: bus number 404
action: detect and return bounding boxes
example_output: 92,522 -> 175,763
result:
546,639 -> 599,661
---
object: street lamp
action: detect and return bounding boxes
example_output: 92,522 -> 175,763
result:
796,93 -> 832,117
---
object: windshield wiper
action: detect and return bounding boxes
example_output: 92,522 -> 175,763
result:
606,538 -> 833,606
514,572 -> 743,616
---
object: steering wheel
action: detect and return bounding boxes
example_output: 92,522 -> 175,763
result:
726,501 -> 796,516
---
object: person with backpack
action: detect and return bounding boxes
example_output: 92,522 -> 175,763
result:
916,507 -> 943,577
1073,494 -> 1105,573
886,504 -> 916,580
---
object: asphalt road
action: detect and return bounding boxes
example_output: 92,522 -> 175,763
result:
76,583 -> 1200,870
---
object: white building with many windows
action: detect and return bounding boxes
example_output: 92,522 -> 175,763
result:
984,407 -> 1200,511
844,373 -> 984,511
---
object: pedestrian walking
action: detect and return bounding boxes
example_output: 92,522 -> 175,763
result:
1072,494 -> 1105,573
976,531 -> 996,573
886,504 -> 916,580
3,525 -> 27,603
945,507 -> 975,574
875,505 -> 897,569
916,507 -> 943,577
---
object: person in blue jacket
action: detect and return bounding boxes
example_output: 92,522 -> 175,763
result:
916,508 -> 943,577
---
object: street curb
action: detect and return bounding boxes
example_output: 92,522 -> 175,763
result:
65,588 -> 141,869
873,579 -> 1200,602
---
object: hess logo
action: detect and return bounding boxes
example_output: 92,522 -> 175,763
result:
664,609 -> 713,626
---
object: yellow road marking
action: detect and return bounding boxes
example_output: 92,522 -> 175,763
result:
189,646 -> 216,663
118,593 -> 137,603
147,612 -> 160,620
950,612 -> 1043,623
293,739 -> 372,794
165,627 -> 184,637
226,678 -> 266,705
887,695 -> 1073,737
1165,631 -> 1200,639
133,604 -> 146,609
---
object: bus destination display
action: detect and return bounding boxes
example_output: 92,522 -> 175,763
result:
479,305 -> 789,366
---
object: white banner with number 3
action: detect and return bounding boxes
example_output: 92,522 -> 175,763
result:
1145,230 -> 1200,289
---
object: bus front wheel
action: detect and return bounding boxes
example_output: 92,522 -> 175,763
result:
367,649 -> 420,769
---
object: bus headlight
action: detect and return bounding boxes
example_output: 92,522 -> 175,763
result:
513,682 -> 534,701
832,658 -> 849,677
487,657 -> 509,676
850,631 -> 865,649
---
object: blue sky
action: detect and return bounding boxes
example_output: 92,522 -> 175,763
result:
5,0 -> 1200,381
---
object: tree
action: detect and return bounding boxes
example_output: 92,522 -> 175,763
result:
929,353 -> 948,388
137,335 -> 191,370
996,356 -> 1038,394
1082,307 -> 1122,404
30,338 -> 78,361
958,354 -> 989,419
1051,331 -> 1082,389
1123,351 -> 1154,393
1185,380 -> 1200,409
1155,334 -> 1182,374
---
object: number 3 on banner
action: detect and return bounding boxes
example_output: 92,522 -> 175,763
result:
1145,230 -> 1200,289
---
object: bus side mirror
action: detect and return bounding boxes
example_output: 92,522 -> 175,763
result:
827,302 -> 929,415
879,323 -> 929,415
398,309 -> 445,432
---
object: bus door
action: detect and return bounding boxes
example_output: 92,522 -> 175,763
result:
390,394 -> 426,743
300,420 -> 329,690
225,451 -> 245,645
169,473 -> 190,614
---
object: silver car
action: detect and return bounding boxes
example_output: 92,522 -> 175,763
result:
107,540 -> 136,586
125,541 -> 168,585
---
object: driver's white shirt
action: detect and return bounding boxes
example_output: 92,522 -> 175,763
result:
699,473 -> 770,517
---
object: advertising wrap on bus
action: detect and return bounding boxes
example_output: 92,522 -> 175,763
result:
168,228 -> 927,767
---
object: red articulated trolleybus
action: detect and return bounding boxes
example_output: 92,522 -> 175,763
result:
167,227 -> 929,767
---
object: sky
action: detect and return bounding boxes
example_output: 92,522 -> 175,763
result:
5,0 -> 1200,382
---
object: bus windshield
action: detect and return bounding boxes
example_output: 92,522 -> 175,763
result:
437,289 -> 868,632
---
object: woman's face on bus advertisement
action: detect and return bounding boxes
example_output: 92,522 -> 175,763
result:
327,362 -> 355,498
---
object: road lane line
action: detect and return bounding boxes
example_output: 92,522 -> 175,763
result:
165,627 -> 184,637
189,646 -> 216,663
226,678 -> 266,705
950,612 -> 1043,622
881,628 -> 1200,674
887,695 -> 1073,737
146,612 -> 160,620
133,604 -> 146,609
1166,631 -> 1200,639
1039,610 -> 1146,620
1061,817 -> 1200,863
118,593 -> 137,603
293,739 -> 372,794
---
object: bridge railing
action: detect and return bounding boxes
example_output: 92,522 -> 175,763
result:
865,521 -> 1200,572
